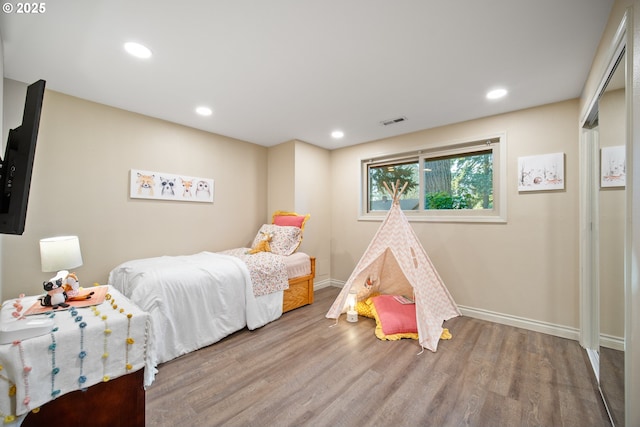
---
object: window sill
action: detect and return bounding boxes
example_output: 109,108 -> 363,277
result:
358,213 -> 507,224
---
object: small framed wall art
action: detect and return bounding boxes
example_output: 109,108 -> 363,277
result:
130,169 -> 214,203
517,152 -> 565,192
600,145 -> 626,188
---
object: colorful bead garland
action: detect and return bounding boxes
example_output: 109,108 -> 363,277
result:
48,326 -> 61,398
0,364 -> 17,423
1,288 -> 141,422
91,305 -> 112,382
1,296 -> 50,423
2,296 -> 29,422
13,340 -> 31,411
11,294 -> 26,320
105,293 -> 135,373
69,308 -> 88,390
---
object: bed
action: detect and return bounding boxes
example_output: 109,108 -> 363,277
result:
107,212 -> 314,374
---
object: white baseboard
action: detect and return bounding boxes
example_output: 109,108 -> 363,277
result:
323,281 -> 587,343
457,304 -> 580,341
313,279 -> 333,290
599,333 -> 624,351
327,280 -> 345,288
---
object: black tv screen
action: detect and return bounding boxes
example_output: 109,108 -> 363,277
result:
0,79 -> 46,235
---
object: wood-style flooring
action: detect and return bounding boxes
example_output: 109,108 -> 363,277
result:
146,287 -> 611,427
599,346 -> 624,426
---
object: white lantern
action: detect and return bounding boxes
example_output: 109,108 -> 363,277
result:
346,289 -> 358,322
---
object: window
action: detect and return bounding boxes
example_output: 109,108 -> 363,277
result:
362,134 -> 506,222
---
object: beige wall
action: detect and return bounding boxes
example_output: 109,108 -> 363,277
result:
293,141 -> 331,285
331,99 -> 580,329
267,140 -> 295,215
1,79 -> 269,299
268,139 -> 332,285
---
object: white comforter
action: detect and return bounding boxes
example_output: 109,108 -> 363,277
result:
108,251 -> 282,367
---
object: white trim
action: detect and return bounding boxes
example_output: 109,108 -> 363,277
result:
587,348 -> 600,381
625,5 -> 638,425
358,213 -> 507,224
457,305 -> 580,341
359,132 -> 507,223
579,7 -> 635,425
329,279 -> 346,288
327,282 -> 584,342
579,128 -> 600,351
313,279 -> 333,290
580,13 -> 627,128
600,333 -> 625,352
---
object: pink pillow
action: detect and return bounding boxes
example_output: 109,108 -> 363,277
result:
370,295 -> 417,336
274,215 -> 306,228
272,211 -> 310,230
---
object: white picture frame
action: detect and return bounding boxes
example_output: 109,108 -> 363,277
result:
600,145 -> 626,188
130,169 -> 214,203
517,152 -> 565,192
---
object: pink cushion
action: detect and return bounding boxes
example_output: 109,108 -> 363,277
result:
273,215 -> 306,228
371,295 -> 417,335
272,211 -> 310,230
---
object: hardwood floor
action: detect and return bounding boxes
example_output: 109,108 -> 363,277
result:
146,287 -> 611,427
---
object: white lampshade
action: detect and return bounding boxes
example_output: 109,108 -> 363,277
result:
40,235 -> 83,273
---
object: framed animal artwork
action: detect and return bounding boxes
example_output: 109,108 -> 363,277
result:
600,145 -> 626,188
129,169 -> 214,203
517,152 -> 565,192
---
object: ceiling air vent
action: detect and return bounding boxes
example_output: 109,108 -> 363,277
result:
380,116 -> 407,126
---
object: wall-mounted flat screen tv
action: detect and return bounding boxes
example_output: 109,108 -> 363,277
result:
0,79 -> 46,235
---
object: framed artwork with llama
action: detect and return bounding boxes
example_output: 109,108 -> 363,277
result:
517,152 -> 565,192
129,169 -> 214,203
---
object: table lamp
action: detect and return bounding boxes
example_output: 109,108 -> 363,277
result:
40,235 -> 83,296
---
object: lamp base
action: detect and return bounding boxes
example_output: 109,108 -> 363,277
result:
347,310 -> 358,322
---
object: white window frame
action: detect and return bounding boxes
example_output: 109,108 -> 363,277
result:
360,133 -> 507,223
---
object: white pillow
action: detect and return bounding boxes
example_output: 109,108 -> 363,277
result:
251,224 -> 302,256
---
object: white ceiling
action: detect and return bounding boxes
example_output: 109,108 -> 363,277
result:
1,0 -> 613,150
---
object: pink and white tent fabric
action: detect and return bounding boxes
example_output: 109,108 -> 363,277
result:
326,182 -> 460,352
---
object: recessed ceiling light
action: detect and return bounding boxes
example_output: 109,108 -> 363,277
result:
195,106 -> 213,116
331,130 -> 344,139
486,88 -> 508,100
124,42 -> 152,59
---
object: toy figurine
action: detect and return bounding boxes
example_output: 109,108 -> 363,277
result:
40,271 -> 69,309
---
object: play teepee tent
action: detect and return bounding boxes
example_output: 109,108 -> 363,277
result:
326,181 -> 460,352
